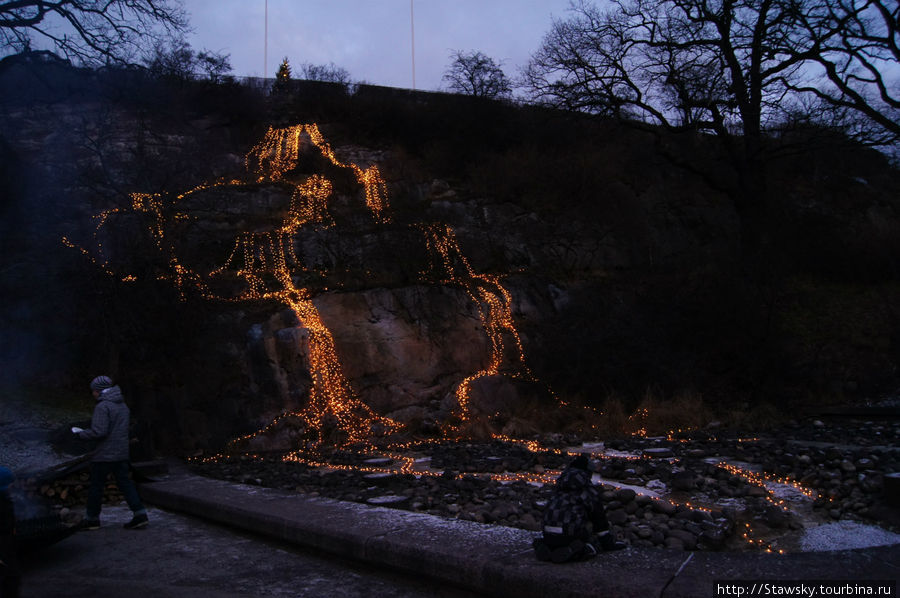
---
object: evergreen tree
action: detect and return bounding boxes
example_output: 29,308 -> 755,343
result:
272,57 -> 292,94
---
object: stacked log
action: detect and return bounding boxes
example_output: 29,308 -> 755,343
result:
26,471 -> 126,507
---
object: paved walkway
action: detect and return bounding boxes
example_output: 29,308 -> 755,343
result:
21,505 -> 479,598
139,467 -> 900,598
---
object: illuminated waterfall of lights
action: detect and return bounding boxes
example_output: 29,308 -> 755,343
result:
60,123 -> 820,556
67,123 -> 806,554
418,223 -> 537,431
66,123 -> 551,455
67,124 -> 401,452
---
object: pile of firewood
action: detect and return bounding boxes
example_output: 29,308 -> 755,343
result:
26,470 -> 125,507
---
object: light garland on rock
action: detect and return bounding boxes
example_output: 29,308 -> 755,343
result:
66,123 -> 544,454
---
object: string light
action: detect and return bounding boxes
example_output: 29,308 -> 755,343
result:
417,223 -> 536,429
66,124 -> 402,450
65,123 -> 824,555
66,123 -> 547,454
716,461 -> 822,502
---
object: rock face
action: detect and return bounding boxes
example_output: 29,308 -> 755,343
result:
245,286 -> 498,424
3,64 -> 900,452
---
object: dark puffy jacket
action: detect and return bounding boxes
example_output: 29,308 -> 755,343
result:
542,467 -> 602,538
78,385 -> 131,462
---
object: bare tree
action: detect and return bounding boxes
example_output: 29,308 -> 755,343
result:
787,0 -> 899,141
521,0 -> 899,261
143,38 -> 194,80
523,0 -> 899,139
0,0 -> 188,66
299,62 -> 352,85
443,50 -> 512,98
197,49 -> 232,83
143,41 -> 231,83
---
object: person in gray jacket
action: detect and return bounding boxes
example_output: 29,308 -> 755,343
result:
73,376 -> 149,530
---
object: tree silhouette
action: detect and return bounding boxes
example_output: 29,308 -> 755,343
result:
271,56 -> 292,94
143,39 -> 195,80
521,0 -> 900,264
0,0 -> 188,66
142,41 -> 231,83
197,49 -> 232,83
443,50 -> 512,99
788,0 -> 900,142
299,62 -> 352,85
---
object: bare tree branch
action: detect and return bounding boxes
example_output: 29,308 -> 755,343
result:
443,50 -> 512,99
520,0 -> 899,265
795,0 -> 900,136
521,0 -> 898,145
0,0 -> 188,66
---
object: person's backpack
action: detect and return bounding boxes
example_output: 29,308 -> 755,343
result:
542,488 -> 592,538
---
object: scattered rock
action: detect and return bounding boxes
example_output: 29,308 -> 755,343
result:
643,448 -> 675,458
667,529 -> 698,550
607,509 -> 628,525
366,495 -> 408,507
765,506 -> 790,528
840,460 -> 857,473
614,488 -> 637,503
183,418 -> 899,554
671,471 -> 696,491
653,500 -> 677,515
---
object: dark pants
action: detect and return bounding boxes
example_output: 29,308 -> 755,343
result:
539,508 -> 614,558
86,461 -> 146,520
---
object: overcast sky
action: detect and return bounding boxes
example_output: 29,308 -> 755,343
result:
183,0 -> 575,91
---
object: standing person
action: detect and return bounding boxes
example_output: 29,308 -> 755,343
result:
0,466 -> 20,598
72,376 -> 149,530
533,454 -> 625,562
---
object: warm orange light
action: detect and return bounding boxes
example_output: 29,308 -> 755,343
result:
65,123 -> 546,452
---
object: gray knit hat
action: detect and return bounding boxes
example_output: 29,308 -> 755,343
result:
90,375 -> 114,391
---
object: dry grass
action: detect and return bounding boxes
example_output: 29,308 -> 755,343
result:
718,401 -> 791,432
458,418 -> 497,441
594,393 -> 629,438
632,390 -> 712,436
444,386 -> 798,444
500,417 -> 540,438
587,389 -> 717,439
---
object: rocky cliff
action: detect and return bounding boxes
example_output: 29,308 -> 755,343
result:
2,62 -> 899,453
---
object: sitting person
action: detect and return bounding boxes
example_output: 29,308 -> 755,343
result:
533,454 -> 625,562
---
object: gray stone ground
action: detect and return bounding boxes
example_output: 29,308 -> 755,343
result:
138,470 -> 900,598
19,505 -> 480,598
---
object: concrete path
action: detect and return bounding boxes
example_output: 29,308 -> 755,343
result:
138,467 -> 900,598
20,504 -> 479,598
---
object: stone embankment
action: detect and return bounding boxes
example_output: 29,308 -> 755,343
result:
185,416 -> 899,552
19,413 -> 898,554
190,453 -> 735,551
